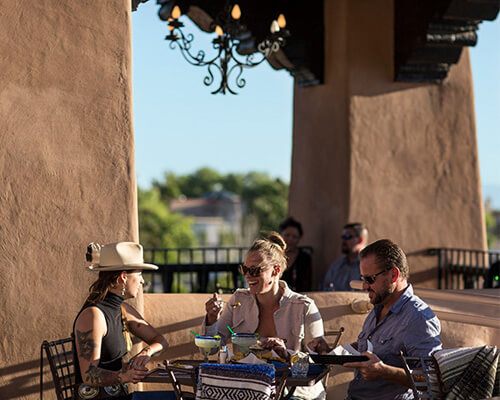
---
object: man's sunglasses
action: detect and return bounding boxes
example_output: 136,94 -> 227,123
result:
239,264 -> 273,277
341,234 -> 357,240
360,267 -> 394,285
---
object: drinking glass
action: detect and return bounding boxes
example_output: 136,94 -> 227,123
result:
231,333 -> 258,355
195,335 -> 221,362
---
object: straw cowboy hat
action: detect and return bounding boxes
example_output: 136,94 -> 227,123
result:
86,242 -> 158,271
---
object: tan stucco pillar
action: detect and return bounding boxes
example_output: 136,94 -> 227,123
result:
0,1 -> 139,398
290,0 -> 486,288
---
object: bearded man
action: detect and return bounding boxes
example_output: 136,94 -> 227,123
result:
342,239 -> 442,400
322,223 -> 368,291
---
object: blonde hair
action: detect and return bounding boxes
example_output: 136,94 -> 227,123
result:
248,231 -> 288,276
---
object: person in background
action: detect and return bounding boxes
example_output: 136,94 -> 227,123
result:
279,217 -> 313,292
73,242 -> 172,400
322,222 -> 368,291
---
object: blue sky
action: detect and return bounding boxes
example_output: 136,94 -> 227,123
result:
132,3 -> 499,206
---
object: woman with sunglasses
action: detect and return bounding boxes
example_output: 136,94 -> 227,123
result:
202,232 -> 328,400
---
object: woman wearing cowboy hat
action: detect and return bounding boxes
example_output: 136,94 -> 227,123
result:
73,242 -> 170,400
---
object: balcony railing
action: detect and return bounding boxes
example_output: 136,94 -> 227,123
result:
426,248 -> 500,290
143,246 -> 246,293
143,246 -> 313,293
143,246 -> 499,293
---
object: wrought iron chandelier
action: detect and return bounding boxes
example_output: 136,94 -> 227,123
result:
158,1 -> 289,95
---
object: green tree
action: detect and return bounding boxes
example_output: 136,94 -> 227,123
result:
152,172 -> 182,201
150,167 -> 289,238
240,172 -> 288,232
138,187 -> 197,252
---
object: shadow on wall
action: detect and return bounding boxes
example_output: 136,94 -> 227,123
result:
1,358 -> 54,399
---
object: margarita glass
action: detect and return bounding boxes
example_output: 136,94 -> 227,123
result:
231,333 -> 259,355
194,335 -> 221,362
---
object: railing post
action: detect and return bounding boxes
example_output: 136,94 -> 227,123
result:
437,250 -> 442,290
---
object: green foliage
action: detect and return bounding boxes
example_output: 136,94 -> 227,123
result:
218,231 -> 238,246
151,167 -> 289,238
171,274 -> 190,293
137,187 -> 197,255
485,208 -> 499,249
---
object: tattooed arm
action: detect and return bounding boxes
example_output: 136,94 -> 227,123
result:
122,302 -> 169,369
74,307 -> 148,386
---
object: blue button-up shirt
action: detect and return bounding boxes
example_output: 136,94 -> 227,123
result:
322,256 -> 360,291
348,284 -> 442,400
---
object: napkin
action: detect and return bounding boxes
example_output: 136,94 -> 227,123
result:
329,344 -> 361,356
237,353 -> 267,364
329,340 -> 372,355
305,343 -> 360,356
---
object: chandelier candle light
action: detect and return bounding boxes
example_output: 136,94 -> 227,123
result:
158,1 -> 289,94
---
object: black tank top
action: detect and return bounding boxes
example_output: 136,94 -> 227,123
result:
73,292 -> 128,383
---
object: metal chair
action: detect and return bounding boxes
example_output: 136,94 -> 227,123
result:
273,366 -> 290,400
320,327 -> 344,387
40,337 -> 76,400
324,327 -> 345,348
163,363 -> 197,400
399,352 -> 442,400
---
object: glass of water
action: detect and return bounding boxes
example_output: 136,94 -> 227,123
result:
290,357 -> 309,378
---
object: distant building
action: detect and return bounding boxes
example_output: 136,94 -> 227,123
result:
170,190 -> 244,246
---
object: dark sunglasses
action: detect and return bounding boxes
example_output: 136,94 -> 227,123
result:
239,264 -> 273,277
341,234 -> 357,240
360,267 -> 393,285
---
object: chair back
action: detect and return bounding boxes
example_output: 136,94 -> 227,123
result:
40,337 -> 76,400
164,363 -> 197,400
273,366 -> 290,400
399,352 -> 442,400
324,327 -> 345,348
321,327 -> 345,387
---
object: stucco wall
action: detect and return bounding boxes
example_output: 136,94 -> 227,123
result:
290,0 -> 486,289
0,1 -> 137,399
142,290 -> 500,399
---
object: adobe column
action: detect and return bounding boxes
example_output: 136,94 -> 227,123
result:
289,0 -> 486,289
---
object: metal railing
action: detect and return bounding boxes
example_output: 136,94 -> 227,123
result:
426,248 -> 500,289
143,246 -> 246,293
142,246 -> 313,293
143,245 -> 500,292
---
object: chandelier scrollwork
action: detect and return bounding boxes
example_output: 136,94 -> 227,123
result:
158,1 -> 289,95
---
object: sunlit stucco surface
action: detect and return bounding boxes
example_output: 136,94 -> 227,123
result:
0,1 -> 138,398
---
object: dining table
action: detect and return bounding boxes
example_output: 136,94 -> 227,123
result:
144,360 -> 330,400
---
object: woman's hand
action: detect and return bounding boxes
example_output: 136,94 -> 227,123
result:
205,293 -> 223,326
307,337 -> 331,354
128,346 -> 152,370
260,337 -> 289,360
119,363 -> 149,384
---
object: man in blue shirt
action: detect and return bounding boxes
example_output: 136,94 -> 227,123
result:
322,223 -> 368,291
343,239 -> 442,400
